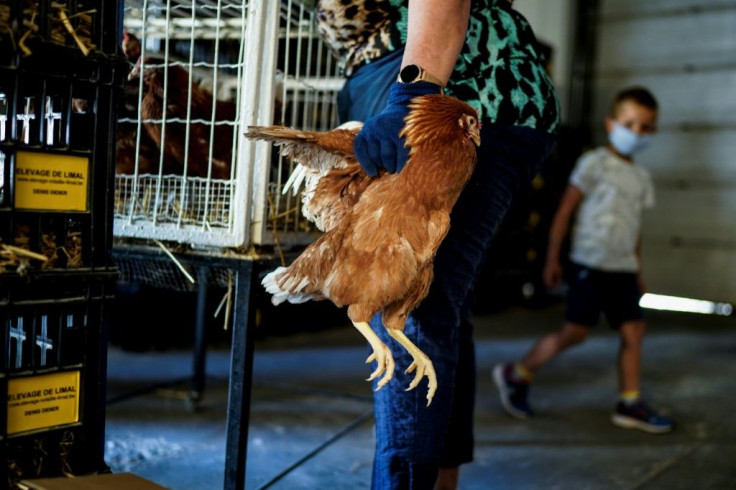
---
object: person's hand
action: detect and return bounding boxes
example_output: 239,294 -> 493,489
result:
353,81 -> 442,176
543,259 -> 563,290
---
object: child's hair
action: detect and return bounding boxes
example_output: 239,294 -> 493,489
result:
610,86 -> 658,117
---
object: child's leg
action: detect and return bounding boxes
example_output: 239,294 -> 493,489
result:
520,263 -> 600,374
612,319 -> 673,433
617,319 -> 646,393
494,322 -> 590,418
495,263 -> 598,418
520,322 -> 590,373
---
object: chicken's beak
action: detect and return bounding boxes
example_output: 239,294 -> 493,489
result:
470,129 -> 481,147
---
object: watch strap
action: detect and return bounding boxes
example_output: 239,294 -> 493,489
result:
398,64 -> 445,87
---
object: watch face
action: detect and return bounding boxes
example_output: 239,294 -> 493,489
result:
400,64 -> 421,83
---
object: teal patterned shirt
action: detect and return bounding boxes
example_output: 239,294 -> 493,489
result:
316,0 -> 560,134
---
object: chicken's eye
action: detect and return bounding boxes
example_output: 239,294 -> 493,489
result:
467,117 -> 476,127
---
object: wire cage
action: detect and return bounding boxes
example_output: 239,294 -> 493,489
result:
114,0 -> 344,250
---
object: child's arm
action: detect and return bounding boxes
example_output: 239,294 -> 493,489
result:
544,185 -> 583,289
635,233 -> 647,294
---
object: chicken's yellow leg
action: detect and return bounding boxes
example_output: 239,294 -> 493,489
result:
352,321 -> 396,390
385,329 -> 438,406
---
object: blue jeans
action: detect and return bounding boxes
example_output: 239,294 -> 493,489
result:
340,51 -> 557,490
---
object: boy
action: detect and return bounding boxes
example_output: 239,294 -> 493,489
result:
493,86 -> 674,434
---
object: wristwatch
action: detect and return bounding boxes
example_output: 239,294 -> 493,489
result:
397,64 -> 444,86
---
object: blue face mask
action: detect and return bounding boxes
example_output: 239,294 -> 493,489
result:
608,123 -> 652,156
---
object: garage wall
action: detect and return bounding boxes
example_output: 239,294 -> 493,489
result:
591,0 -> 736,301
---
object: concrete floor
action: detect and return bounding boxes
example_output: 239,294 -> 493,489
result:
104,303 -> 736,489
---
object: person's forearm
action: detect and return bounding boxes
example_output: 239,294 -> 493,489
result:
546,211 -> 571,264
546,186 -> 582,264
402,0 -> 471,85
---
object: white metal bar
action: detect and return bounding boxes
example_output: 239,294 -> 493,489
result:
123,116 -> 237,126
125,17 -> 248,28
239,0 -> 280,245
201,0 -> 225,230
320,51 -> 332,131
228,0 -> 248,234
176,0 -> 198,229
115,221 -> 243,247
274,0 -> 294,227
151,0 -> 174,226
291,1 -> 307,233
121,59 -> 242,70
127,0 -> 151,226
301,13 -> 315,130
313,30 -> 324,131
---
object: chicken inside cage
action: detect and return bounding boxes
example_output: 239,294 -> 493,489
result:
114,0 -> 345,248
117,31 -> 237,180
115,3 -> 244,236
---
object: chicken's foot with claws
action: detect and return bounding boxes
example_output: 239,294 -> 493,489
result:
386,329 -> 437,406
352,321 -> 396,390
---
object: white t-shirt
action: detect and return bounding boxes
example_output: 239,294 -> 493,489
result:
568,147 -> 655,272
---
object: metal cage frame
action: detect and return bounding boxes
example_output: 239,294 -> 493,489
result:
114,0 -> 343,250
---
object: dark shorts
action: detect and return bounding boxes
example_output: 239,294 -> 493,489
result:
565,263 -> 644,328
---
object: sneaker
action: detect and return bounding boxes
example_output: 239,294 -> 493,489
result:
611,400 -> 674,434
493,363 -> 533,419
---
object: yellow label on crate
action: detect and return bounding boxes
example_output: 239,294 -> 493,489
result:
7,371 -> 81,435
14,151 -> 89,211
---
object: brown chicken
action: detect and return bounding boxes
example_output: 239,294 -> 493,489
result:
116,26 -> 238,179
115,34 -> 177,175
115,66 -> 168,175
138,60 -> 236,179
247,94 -> 481,405
121,29 -> 141,64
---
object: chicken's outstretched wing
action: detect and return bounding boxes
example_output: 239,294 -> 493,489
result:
245,122 -> 374,232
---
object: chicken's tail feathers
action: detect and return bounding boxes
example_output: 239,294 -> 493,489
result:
261,266 -> 319,306
244,125 -> 316,143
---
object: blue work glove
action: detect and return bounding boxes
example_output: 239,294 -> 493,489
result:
353,81 -> 442,176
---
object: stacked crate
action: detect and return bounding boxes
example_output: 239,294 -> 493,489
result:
0,1 -> 125,486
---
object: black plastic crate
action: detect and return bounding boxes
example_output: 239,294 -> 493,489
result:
0,0 -> 127,274
0,270 -> 117,488
0,2 -> 124,487
0,0 -> 121,65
